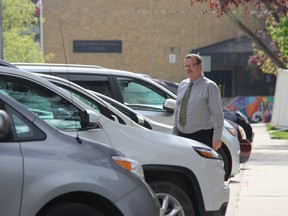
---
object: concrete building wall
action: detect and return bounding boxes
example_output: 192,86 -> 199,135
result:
42,0 -> 263,83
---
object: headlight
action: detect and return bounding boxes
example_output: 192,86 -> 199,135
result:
112,156 -> 145,180
224,120 -> 237,137
192,146 -> 222,160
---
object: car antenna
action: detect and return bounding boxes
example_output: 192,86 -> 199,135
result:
59,19 -> 82,144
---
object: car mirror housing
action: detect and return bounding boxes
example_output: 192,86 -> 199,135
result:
84,109 -> 100,128
0,110 -> 12,140
164,99 -> 176,112
110,115 -> 120,123
136,114 -> 145,125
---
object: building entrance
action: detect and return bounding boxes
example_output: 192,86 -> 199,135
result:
204,71 -> 232,98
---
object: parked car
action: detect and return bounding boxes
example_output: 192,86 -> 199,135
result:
93,90 -> 241,177
15,63 -> 240,181
37,72 -> 240,181
223,108 -> 254,143
0,91 -> 161,216
14,63 -> 177,125
153,78 -> 179,95
91,92 -> 239,180
38,73 -> 173,134
226,119 -> 252,163
2,65 -> 229,216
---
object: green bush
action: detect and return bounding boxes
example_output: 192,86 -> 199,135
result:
266,123 -> 288,140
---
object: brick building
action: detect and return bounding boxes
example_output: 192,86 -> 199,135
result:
40,0 -> 275,97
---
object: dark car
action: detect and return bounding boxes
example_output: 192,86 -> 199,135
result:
153,79 -> 179,94
223,108 -> 254,143
226,120 -> 252,163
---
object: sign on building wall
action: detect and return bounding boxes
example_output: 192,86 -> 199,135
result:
202,56 -> 211,72
169,54 -> 176,63
73,40 -> 122,53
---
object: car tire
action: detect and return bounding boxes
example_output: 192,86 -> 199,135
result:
150,181 -> 195,216
217,147 -> 229,181
38,203 -> 103,216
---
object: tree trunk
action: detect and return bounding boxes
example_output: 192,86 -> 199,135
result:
228,15 -> 285,69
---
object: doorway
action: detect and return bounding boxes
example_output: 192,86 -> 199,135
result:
204,71 -> 232,97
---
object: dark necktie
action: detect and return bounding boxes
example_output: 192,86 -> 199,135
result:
179,82 -> 193,127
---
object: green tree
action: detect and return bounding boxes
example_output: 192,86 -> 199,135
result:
190,0 -> 288,75
269,16 -> 288,57
249,15 -> 288,74
2,0 -> 53,62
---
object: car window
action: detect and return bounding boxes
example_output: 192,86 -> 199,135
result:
0,101 -> 46,142
0,75 -> 83,131
101,96 -> 138,122
56,73 -> 114,98
54,83 -> 126,124
116,77 -> 167,111
57,85 -> 101,113
98,95 -> 152,130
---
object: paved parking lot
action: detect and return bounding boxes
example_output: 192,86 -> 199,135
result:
226,123 -> 288,216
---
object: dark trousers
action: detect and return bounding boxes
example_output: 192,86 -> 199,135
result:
178,128 -> 214,148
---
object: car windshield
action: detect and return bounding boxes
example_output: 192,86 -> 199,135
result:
50,81 -> 126,125
117,77 -> 167,111
0,76 -> 83,131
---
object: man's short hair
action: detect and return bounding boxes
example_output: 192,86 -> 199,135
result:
185,53 -> 202,65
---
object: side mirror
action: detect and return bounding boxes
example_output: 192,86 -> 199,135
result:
85,110 -> 100,128
110,115 -> 119,123
0,110 -> 12,140
163,99 -> 176,112
136,114 -> 145,125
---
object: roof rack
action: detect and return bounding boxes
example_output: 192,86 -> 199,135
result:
12,63 -> 105,69
0,59 -> 18,68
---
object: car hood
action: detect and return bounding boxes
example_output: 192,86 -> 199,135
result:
97,115 -> 211,165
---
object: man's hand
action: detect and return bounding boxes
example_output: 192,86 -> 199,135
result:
212,138 -> 222,150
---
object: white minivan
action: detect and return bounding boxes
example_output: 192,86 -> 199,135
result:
15,63 -> 176,125
38,73 -> 173,133
15,63 -> 240,181
3,66 -> 229,216
37,72 -> 239,181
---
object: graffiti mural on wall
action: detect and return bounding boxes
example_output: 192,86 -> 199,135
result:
226,96 -> 274,123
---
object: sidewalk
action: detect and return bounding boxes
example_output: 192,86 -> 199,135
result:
226,123 -> 288,216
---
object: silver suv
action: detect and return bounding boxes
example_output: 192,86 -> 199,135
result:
0,92 -> 160,216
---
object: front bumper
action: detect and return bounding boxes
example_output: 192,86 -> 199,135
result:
240,139 -> 252,163
114,180 -> 160,216
201,202 -> 228,216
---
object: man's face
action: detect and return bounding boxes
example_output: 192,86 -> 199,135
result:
183,57 -> 202,81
